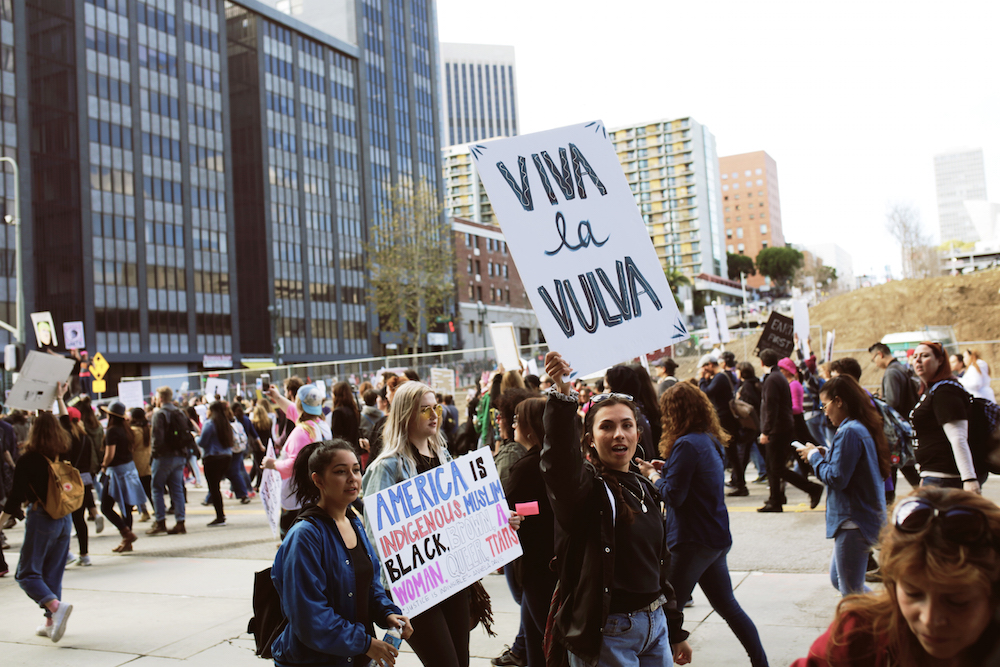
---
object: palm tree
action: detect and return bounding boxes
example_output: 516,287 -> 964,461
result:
663,266 -> 691,309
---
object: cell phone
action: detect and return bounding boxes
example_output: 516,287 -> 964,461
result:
261,374 -> 270,392
792,441 -> 808,449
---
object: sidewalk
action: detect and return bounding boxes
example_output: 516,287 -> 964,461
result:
0,548 -> 838,667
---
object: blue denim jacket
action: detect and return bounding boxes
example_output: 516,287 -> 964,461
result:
808,419 -> 886,544
271,508 -> 401,667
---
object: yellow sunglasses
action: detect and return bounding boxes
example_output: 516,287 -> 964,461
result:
419,404 -> 444,420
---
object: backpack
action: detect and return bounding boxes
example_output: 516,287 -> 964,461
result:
30,455 -> 85,519
872,397 -> 915,469
929,380 -> 1000,477
231,420 -> 249,453
164,408 -> 196,456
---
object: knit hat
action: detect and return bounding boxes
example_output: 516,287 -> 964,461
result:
777,357 -> 798,376
297,384 -> 324,416
697,354 -> 718,368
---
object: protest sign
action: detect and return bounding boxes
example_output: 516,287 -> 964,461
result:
825,330 -> 836,363
488,323 -> 521,370
63,321 -> 85,350
715,304 -> 731,343
792,299 -> 810,353
704,306 -> 721,345
363,449 -> 522,618
205,377 -> 229,399
473,121 -> 688,377
430,367 -> 457,395
30,312 -> 58,348
260,442 -> 282,539
117,381 -> 145,409
6,351 -> 76,411
315,380 -> 327,399
754,312 -> 795,358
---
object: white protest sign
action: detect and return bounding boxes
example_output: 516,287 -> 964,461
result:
315,380 -> 327,399
473,121 -> 688,377
260,442 -> 282,539
715,304 -> 731,343
204,377 -> 229,399
488,322 -> 522,370
704,306 -> 721,345
6,351 -> 75,411
792,299 -> 810,354
117,381 -> 145,409
363,449 -> 522,618
30,311 -> 58,348
430,367 -> 457,395
825,330 -> 836,363
63,321 -> 86,350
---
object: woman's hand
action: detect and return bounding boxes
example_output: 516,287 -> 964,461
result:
797,444 -> 818,463
359,438 -> 371,452
544,351 -> 573,395
386,614 -> 413,639
672,640 -> 693,664
508,511 -> 522,531
964,479 -> 982,494
634,457 -> 661,481
365,637 -> 398,666
261,456 -> 276,470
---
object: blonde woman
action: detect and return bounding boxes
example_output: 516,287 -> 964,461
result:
249,405 -> 272,492
960,349 -> 996,402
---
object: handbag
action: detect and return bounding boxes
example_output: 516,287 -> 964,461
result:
729,398 -> 759,430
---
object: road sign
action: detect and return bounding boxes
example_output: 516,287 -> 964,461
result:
92,379 -> 107,394
90,352 -> 109,379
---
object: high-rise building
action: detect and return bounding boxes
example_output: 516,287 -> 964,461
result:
934,148 -> 988,244
608,117 -> 727,280
439,42 -> 518,147
442,143 -> 495,225
718,151 -> 784,289
0,0 -> 23,352
804,243 -> 855,293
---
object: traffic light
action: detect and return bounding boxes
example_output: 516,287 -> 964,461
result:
448,320 -> 455,333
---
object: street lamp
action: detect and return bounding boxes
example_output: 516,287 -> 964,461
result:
0,157 -> 21,346
476,300 -> 487,348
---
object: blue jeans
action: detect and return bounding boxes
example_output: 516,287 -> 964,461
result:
749,441 -> 766,477
669,542 -> 768,667
920,476 -> 963,490
504,562 -> 527,659
830,527 -> 872,596
567,603 -> 671,667
16,507 -> 72,613
152,455 -> 187,522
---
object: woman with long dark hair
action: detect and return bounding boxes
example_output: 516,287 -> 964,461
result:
65,406 -> 98,566
130,407 -> 153,522
542,352 -> 692,667
198,401 -> 236,527
100,402 -> 145,553
329,381 -> 362,461
249,404 -> 272,492
641,382 -> 768,665
797,375 -> 891,596
0,404 -> 75,641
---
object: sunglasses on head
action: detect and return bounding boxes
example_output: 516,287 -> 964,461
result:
419,404 -> 443,420
892,497 -> 991,546
587,392 -> 634,411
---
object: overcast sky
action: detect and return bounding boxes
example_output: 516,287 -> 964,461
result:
435,0 -> 1000,279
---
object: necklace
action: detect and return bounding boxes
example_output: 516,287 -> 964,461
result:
621,478 -> 648,513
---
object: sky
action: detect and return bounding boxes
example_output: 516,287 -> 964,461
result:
435,0 -> 1000,280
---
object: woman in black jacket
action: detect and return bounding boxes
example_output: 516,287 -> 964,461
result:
542,352 -> 691,667
328,381 -> 362,461
727,362 -> 763,495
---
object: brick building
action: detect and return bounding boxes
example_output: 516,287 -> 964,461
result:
719,151 -> 785,290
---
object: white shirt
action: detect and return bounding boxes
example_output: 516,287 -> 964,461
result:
961,360 -> 996,402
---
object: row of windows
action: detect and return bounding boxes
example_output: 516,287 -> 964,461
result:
725,225 -> 768,239
94,261 -> 138,286
191,145 -> 223,172
721,180 -> 763,191
728,242 -> 768,254
94,215 -> 136,241
194,271 -> 229,295
265,54 -> 294,81
191,187 -> 224,211
90,119 -> 134,150
465,258 -> 509,278
142,131 -> 180,161
85,0 -> 128,15
188,103 -> 222,130
462,233 -> 507,254
147,265 -> 185,291
186,62 -> 221,92
136,2 -> 176,35
267,91 -> 295,117
143,176 -> 183,203
146,221 -> 184,247
466,284 -> 511,304
144,90 -> 180,119
90,165 -> 135,195
302,102 -> 326,128
193,228 -> 226,251
184,21 -> 220,52
88,72 -> 132,105
300,67 -> 326,94
268,128 -> 296,152
86,26 -> 129,60
721,169 -> 762,179
138,45 -> 178,77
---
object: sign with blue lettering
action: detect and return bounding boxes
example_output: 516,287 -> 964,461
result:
472,121 -> 689,376
363,450 -> 522,617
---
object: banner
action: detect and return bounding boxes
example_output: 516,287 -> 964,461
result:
473,121 -> 688,377
260,443 -> 282,539
363,449 -> 522,618
754,312 -> 795,358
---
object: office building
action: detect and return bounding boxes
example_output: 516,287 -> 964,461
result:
452,216 -> 539,350
718,151 -> 784,290
934,148 -> 988,244
0,0 -> 22,351
442,143 -> 496,225
439,42 -> 518,147
608,117 -> 727,280
804,243 -> 855,292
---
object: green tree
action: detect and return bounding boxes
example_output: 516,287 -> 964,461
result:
726,252 -> 756,282
663,266 -> 691,309
755,246 -> 803,288
365,179 -> 453,353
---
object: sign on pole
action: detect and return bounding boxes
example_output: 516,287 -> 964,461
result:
704,305 -> 721,345
260,442 -> 282,539
714,304 -> 731,343
472,121 -> 688,377
429,367 -> 457,395
90,352 -> 110,394
363,449 -> 522,618
754,312 -> 795,359
488,322 -> 522,370
792,299 -> 810,354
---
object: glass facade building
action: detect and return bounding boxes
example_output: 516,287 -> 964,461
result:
439,42 -> 518,147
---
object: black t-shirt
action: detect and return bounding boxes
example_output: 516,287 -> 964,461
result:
412,448 -> 440,475
106,425 -> 134,467
349,523 -> 373,631
606,470 -> 663,613
912,382 -> 968,476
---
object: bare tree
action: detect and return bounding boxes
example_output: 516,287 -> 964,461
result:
885,203 -> 939,279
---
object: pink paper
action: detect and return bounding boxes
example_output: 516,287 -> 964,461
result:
515,501 -> 540,516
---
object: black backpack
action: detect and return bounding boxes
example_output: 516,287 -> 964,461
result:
164,408 -> 196,455
928,381 -> 1000,477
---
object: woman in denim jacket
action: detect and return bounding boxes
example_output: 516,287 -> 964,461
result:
797,375 -> 891,596
361,382 -> 468,667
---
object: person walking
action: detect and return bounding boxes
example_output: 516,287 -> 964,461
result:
130,408 -> 153,522
99,402 -> 145,552
198,401 -> 238,527
329,381 -> 362,460
0,407 -> 76,642
796,376 -> 890,596
960,349 -> 996,402
541,351 -> 693,667
361,382 -> 473,667
638,382 -> 768,667
727,362 -> 764,495
147,386 -> 189,535
248,405 -> 272,492
757,349 -> 824,513
869,343 -> 921,492
64,406 -> 96,567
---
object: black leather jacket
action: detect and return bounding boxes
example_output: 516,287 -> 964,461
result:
540,394 -> 687,666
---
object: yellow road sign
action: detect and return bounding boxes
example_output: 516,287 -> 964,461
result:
90,352 -> 109,379
92,379 -> 107,394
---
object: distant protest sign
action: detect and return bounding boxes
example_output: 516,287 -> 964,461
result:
260,443 -> 281,539
363,449 -> 522,618
473,121 -> 689,377
755,312 -> 795,358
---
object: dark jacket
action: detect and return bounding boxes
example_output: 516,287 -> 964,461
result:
151,404 -> 186,459
330,405 -> 361,453
540,395 -> 686,666
760,368 -> 794,438
507,446 -> 556,588
882,359 -> 917,417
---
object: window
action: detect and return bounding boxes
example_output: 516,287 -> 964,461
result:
756,179 -> 763,185
467,258 -> 473,273
733,182 -> 739,189
737,243 -> 745,253
737,228 -> 744,239
475,260 -> 481,275
727,244 -> 734,253
755,168 -> 762,174
731,173 -> 738,178
464,233 -> 471,247
726,229 -> 732,238
722,184 -> 728,191
760,224 -> 768,234
721,173 -> 727,180
745,170 -> 751,176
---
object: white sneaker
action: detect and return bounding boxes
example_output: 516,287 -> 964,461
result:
49,602 -> 72,643
36,624 -> 51,638
95,516 -> 104,533
78,555 -> 92,566
65,552 -> 78,567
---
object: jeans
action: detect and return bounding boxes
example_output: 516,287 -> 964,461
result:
504,561 -> 528,660
669,542 -> 768,667
187,454 -> 205,486
749,441 -> 766,477
406,587 -> 470,667
101,482 -> 132,532
568,603 -> 671,667
152,455 -> 188,522
203,455 -> 231,521
830,527 -> 872,596
228,453 -> 249,499
765,435 -> 820,506
16,507 -> 71,613
919,476 -> 963,490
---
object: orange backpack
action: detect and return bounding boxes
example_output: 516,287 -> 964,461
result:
32,456 -> 85,519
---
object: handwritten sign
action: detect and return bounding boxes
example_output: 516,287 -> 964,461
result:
472,121 -> 688,377
754,312 -> 795,358
260,443 -> 282,539
204,377 -> 229,399
117,380 -> 145,409
705,306 -> 721,345
792,299 -> 810,354
430,367 -> 457,395
363,450 -> 522,618
488,322 -> 521,370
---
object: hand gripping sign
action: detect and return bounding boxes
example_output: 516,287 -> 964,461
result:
363,450 -> 522,618
472,121 -> 689,378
